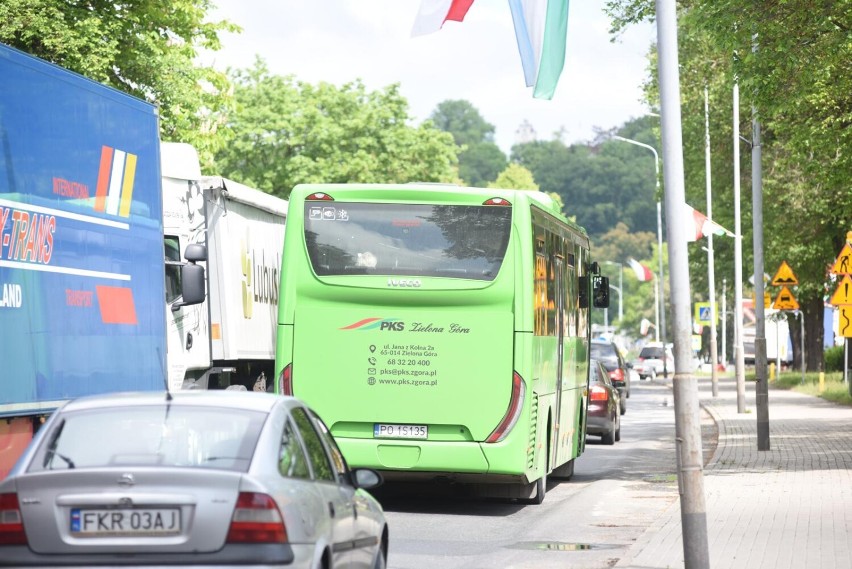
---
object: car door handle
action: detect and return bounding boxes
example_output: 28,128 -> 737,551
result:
328,502 -> 335,518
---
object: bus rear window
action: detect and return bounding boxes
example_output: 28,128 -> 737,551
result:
303,202 -> 512,280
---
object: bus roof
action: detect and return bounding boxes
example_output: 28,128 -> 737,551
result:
290,183 -> 585,236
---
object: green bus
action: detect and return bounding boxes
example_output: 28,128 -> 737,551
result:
275,184 -> 608,503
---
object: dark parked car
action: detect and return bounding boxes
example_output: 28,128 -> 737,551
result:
590,339 -> 630,411
0,390 -> 388,569
586,359 -> 621,445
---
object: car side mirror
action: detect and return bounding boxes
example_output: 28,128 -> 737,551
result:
352,468 -> 383,490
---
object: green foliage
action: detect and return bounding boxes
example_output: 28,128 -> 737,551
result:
605,0 -> 852,369
824,346 -> 845,372
459,142 -> 508,187
429,100 -> 507,186
594,223 -> 656,264
0,0 -> 239,168
489,163 -> 538,190
512,116 -> 660,239
774,370 -> 852,407
429,100 -> 497,146
212,59 -> 460,198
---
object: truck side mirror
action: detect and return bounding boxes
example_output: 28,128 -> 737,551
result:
184,243 -> 207,262
593,275 -> 610,308
172,245 -> 207,311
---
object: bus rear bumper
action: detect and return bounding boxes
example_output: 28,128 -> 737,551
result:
339,438 -> 527,483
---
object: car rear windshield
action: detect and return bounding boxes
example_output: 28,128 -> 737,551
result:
303,202 -> 512,280
590,343 -> 618,359
640,347 -> 665,359
31,406 -> 266,472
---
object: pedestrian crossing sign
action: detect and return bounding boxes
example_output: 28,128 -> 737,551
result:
694,301 -> 713,325
771,261 -> 798,286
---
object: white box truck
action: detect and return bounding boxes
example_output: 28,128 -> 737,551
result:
161,143 -> 288,391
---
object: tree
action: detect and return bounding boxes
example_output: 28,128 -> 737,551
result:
511,118 -> 659,240
605,0 -> 852,370
430,100 -> 507,186
0,0 -> 239,167
212,59 -> 460,197
489,163 -> 565,211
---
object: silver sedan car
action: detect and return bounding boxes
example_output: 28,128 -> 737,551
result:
0,390 -> 388,568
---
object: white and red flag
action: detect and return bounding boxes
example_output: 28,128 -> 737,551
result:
411,0 -> 476,36
684,204 -> 734,241
628,258 -> 654,282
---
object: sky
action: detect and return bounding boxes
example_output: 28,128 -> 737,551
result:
203,1 -> 656,154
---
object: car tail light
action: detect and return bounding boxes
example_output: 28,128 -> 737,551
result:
227,492 -> 287,544
609,368 -> 624,382
306,192 -> 334,201
278,364 -> 293,396
589,385 -> 609,402
0,493 -> 26,545
486,372 -> 525,443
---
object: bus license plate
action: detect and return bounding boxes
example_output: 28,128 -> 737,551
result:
373,424 -> 428,439
70,508 -> 181,536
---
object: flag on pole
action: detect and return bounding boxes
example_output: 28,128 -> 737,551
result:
628,258 -> 654,282
508,0 -> 569,100
411,0 -> 476,36
684,204 -> 734,241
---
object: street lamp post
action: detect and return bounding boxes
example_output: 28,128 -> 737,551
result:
613,135 -> 668,377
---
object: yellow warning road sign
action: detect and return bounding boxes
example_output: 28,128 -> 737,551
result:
839,307 -> 852,338
771,261 -> 798,286
830,274 -> 852,306
772,286 -> 799,311
830,243 -> 852,276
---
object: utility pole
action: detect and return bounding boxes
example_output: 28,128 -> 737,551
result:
753,97 -> 770,450
658,201 -> 668,378
751,35 -> 770,450
733,81 -> 747,413
705,86 -> 719,397
656,1 -> 710,566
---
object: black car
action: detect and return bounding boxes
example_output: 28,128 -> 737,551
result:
586,359 -> 621,445
590,339 -> 630,412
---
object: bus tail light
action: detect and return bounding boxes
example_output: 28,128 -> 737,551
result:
226,492 -> 288,544
486,372 -> 525,443
589,385 -> 609,402
0,493 -> 26,545
278,364 -> 293,396
483,197 -> 511,206
306,192 -> 334,201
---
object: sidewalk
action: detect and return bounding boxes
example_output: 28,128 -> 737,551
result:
618,374 -> 852,569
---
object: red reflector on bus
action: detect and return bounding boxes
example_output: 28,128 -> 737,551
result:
486,372 -> 525,443
483,197 -> 511,206
306,192 -> 334,201
278,363 -> 293,396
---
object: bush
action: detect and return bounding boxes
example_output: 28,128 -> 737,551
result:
824,345 -> 845,372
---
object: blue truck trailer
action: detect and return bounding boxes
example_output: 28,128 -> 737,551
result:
0,44 -> 168,478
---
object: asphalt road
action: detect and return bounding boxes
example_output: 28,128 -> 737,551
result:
375,378 -> 717,569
